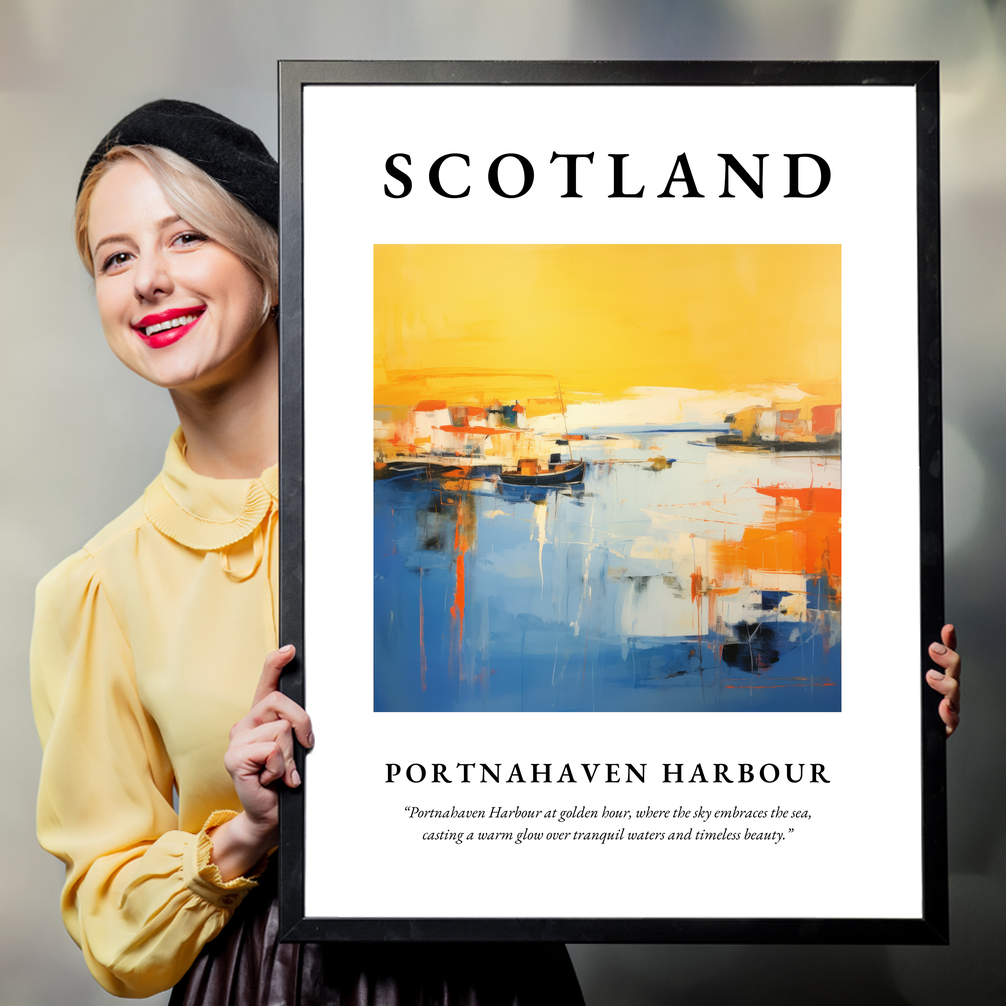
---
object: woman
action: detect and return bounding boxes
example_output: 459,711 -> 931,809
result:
33,99 -> 963,1003
31,100 -> 586,1003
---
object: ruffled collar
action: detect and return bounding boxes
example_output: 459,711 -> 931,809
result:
143,428 -> 278,551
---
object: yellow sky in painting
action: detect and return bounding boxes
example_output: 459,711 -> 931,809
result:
374,245 -> 840,408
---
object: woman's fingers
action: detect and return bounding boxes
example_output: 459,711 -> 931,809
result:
230,719 -> 302,788
926,669 -> 960,736
242,644 -> 314,749
218,647 -> 309,846
927,623 -> 961,737
941,623 -> 958,653
252,644 -> 296,706
224,738 -> 288,788
255,691 -> 313,749
223,644 -> 312,814
925,667 -> 959,705
928,627 -> 961,684
258,742 -> 289,788
925,680 -> 961,736
232,689 -> 314,750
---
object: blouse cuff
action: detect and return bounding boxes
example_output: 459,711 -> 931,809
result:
183,810 -> 269,909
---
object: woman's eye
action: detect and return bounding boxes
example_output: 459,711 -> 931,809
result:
173,231 -> 208,248
101,251 -> 132,273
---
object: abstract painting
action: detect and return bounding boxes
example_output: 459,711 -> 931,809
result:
374,245 -> 840,712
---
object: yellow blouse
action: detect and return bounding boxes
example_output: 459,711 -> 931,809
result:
31,429 -> 279,998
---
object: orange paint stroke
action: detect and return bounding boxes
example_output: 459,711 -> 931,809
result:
452,551 -> 466,648
712,515 -> 841,579
690,568 -> 703,603
756,485 -> 841,513
449,502 -> 474,671
690,567 -> 704,644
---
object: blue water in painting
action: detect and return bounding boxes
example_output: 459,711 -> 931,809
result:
374,432 -> 841,712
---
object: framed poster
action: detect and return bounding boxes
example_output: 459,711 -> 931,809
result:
277,61 -> 946,943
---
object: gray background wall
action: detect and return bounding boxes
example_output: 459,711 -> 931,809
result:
1,2 -> 1003,1003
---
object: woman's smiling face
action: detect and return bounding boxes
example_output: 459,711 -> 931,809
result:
88,158 -> 269,392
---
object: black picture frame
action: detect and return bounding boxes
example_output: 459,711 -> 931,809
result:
277,60 -> 945,944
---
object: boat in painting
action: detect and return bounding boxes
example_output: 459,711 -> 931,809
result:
498,458 -> 586,487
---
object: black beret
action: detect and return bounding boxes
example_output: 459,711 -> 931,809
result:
78,99 -> 278,228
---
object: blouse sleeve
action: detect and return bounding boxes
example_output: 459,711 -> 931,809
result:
31,549 -> 262,998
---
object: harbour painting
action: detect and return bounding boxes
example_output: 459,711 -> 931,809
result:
374,245 -> 841,712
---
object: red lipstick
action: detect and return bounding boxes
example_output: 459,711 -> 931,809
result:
132,306 -> 205,349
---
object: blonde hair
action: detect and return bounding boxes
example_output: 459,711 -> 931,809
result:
75,145 -> 278,323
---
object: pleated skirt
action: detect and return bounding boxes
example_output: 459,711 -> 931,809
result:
169,870 -> 585,1006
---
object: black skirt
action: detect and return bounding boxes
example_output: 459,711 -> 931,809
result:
169,869 -> 585,1006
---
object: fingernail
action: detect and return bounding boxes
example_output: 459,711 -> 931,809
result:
931,643 -> 947,655
292,768 -> 301,787
928,669 -> 944,679
280,644 -> 295,654
306,732 -> 315,748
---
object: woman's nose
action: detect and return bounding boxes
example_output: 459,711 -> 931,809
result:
133,249 -> 173,302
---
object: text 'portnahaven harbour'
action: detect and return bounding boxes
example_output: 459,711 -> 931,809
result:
385,762 -> 831,784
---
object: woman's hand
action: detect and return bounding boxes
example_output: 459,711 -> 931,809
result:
926,624 -> 961,738
209,645 -> 314,881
